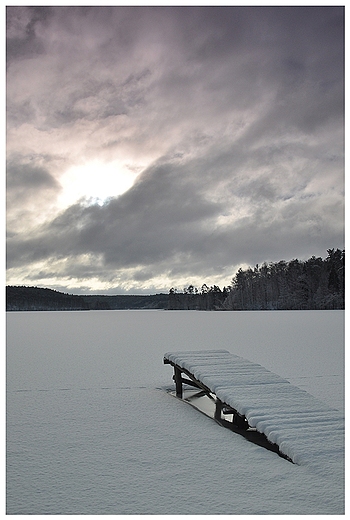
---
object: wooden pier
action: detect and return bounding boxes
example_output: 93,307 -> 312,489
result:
164,350 -> 345,466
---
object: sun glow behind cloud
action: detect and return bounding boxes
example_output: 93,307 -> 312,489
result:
57,160 -> 140,207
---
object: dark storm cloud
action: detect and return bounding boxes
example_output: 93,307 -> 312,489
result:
6,155 -> 61,230
6,6 -> 344,291
6,6 -> 52,64
7,157 -> 59,191
7,158 -> 223,268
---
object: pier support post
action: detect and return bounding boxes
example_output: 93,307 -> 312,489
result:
174,367 -> 183,398
215,398 -> 223,421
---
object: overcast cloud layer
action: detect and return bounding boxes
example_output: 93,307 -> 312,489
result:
6,6 -> 344,294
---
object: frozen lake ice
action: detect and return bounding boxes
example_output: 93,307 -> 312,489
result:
6,310 -> 344,514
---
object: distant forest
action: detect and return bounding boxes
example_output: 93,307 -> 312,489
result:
6,287 -> 168,312
169,249 -> 344,310
6,249 -> 344,311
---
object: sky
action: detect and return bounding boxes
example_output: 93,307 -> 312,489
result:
6,5 -> 344,294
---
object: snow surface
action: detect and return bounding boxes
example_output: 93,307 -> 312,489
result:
164,350 -> 344,470
6,310 -> 345,514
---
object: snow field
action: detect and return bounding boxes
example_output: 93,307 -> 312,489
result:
7,310 -> 344,514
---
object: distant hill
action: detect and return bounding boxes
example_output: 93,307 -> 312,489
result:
81,293 -> 169,310
6,286 -> 88,311
6,286 -> 169,311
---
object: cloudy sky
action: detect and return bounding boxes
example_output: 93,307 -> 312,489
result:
6,5 -> 344,294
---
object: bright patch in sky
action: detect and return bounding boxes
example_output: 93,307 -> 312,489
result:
58,160 -> 140,207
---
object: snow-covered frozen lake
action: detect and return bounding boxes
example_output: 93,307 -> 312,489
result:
6,310 -> 344,514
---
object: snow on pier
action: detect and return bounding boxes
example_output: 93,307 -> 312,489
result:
164,350 -> 344,470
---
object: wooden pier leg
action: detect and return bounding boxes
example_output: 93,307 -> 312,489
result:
215,399 -> 222,421
174,367 -> 183,398
233,413 -> 249,430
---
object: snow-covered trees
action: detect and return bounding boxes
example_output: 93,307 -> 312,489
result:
226,249 -> 344,310
168,284 -> 229,310
168,250 -> 345,310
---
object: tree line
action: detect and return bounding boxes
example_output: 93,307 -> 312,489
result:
168,249 -> 344,310
6,286 -> 169,311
